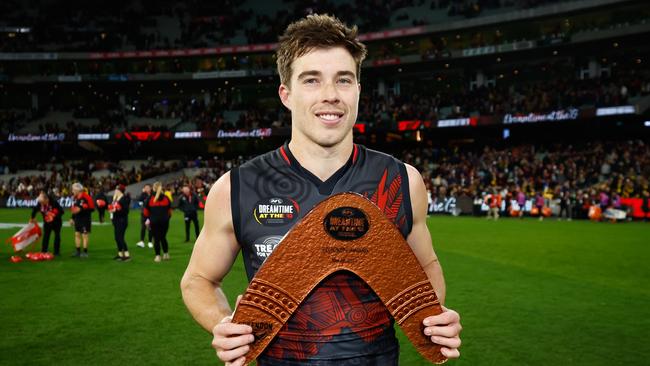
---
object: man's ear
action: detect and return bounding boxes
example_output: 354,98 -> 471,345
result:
279,84 -> 291,111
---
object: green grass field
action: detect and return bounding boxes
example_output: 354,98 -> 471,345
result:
1,208 -> 648,365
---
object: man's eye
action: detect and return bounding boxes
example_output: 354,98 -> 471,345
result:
304,78 -> 318,84
338,78 -> 352,84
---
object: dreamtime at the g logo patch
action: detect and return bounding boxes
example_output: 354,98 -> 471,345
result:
253,197 -> 300,226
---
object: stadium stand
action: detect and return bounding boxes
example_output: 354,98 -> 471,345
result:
0,0 -> 648,220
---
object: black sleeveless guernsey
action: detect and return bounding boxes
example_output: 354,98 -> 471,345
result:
231,142 -> 413,365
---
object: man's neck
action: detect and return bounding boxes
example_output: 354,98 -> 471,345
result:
288,135 -> 353,182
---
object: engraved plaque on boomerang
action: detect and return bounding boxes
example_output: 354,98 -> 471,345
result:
232,192 -> 447,364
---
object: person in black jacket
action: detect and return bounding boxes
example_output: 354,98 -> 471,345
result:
144,181 -> 172,262
136,183 -> 153,248
30,190 -> 64,255
109,184 -> 131,261
178,185 -> 200,242
94,188 -> 108,224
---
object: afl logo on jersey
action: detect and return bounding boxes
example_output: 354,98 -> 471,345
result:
253,197 -> 300,226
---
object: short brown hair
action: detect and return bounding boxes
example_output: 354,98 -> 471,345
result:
276,14 -> 367,86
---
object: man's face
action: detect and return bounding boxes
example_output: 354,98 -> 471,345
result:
38,193 -> 48,204
144,185 -> 151,194
182,186 -> 190,195
279,46 -> 360,148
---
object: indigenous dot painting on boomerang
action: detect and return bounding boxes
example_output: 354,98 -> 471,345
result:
233,192 -> 447,365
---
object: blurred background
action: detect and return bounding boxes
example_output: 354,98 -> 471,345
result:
0,1 -> 648,365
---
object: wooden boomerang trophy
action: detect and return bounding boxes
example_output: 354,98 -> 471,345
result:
232,192 -> 447,364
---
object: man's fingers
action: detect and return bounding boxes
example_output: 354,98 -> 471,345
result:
217,345 -> 250,363
213,333 -> 255,351
423,309 -> 460,327
440,347 -> 460,359
225,356 -> 246,366
430,335 -> 461,349
424,323 -> 462,338
234,294 -> 243,310
213,322 -> 252,337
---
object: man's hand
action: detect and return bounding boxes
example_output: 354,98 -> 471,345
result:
423,306 -> 462,359
212,295 -> 254,366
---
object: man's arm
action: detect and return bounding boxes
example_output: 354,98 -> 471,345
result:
180,172 -> 254,366
405,164 -> 446,305
30,205 -> 39,221
181,171 -> 240,330
404,163 -> 461,359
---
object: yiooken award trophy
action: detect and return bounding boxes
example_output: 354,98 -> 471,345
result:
233,192 -> 447,364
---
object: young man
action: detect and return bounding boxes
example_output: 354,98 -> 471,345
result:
136,183 -> 154,248
178,185 -> 200,242
30,190 -> 64,256
181,15 -> 461,366
70,182 -> 94,258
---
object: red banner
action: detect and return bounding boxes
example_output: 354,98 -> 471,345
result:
397,120 -> 433,131
620,198 -> 650,219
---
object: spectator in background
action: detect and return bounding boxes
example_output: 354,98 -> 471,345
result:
535,191 -> 545,221
94,187 -> 108,224
136,184 -> 153,249
177,184 -> 200,243
144,181 -> 172,262
109,184 -> 131,261
485,188 -> 501,220
558,189 -> 572,221
516,187 -> 526,218
70,182 -> 95,258
30,190 -> 64,256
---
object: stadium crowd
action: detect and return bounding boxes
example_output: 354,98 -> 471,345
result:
0,157 -> 181,200
8,139 -> 647,212
406,140 -> 650,219
4,65 -> 648,135
0,0 -> 570,52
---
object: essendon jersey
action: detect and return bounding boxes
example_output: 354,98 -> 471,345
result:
31,196 -> 64,224
144,195 -> 172,223
72,192 -> 95,220
110,195 -> 131,220
231,142 -> 413,363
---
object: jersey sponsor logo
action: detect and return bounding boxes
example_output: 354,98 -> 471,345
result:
253,197 -> 300,226
253,235 -> 283,259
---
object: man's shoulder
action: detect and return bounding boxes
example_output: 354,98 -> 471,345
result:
360,144 -> 405,165
238,147 -> 282,171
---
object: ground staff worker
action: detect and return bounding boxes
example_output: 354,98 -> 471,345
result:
144,181 -> 172,262
30,190 -> 64,256
136,183 -> 153,248
70,182 -> 94,258
178,185 -> 200,242
110,184 -> 131,261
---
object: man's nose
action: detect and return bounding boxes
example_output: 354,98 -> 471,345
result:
321,81 -> 340,104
